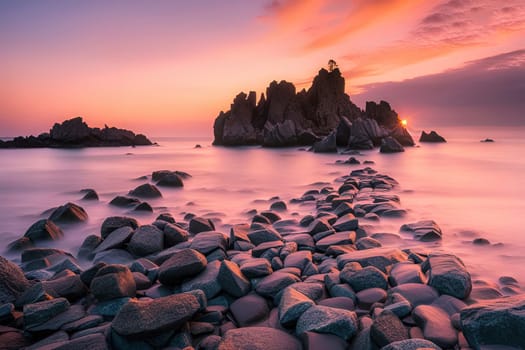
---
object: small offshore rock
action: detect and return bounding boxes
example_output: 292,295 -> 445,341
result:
24,219 -> 64,241
48,202 -> 88,223
419,130 -> 446,143
129,183 -> 162,198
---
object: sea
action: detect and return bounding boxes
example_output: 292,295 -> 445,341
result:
1,125 -> 524,284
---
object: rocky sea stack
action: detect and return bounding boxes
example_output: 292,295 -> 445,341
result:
0,117 -> 153,148
213,65 -> 414,150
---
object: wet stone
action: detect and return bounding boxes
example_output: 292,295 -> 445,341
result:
296,305 -> 358,340
413,304 -> 458,348
229,293 -> 270,327
370,309 -> 409,347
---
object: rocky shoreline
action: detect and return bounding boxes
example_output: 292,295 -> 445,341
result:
0,117 -> 153,148
0,166 -> 523,350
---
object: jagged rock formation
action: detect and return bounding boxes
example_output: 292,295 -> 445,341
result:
213,68 -> 414,148
0,117 -> 153,148
420,131 -> 446,143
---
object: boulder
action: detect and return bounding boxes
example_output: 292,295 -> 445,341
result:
158,249 -> 207,285
129,183 -> 162,198
312,131 -> 337,153
156,172 -> 184,187
336,247 -> 408,272
230,294 -> 270,326
81,189 -> 99,200
413,304 -> 457,348
400,220 -> 442,242
256,272 -> 301,298
218,327 -> 302,350
181,260 -> 222,299
461,294 -> 525,349
90,264 -> 136,301
109,196 -> 140,207
48,202 -> 88,223
370,310 -> 409,347
163,223 -> 189,246
189,216 -> 215,234
424,253 -> 472,299
100,216 -> 139,239
420,131 -> 446,143
296,305 -> 358,340
23,297 -> 70,330
24,219 -> 63,241
111,293 -> 200,336
127,225 -> 164,256
279,287 -> 314,326
0,256 -> 30,304
218,260 -> 250,297
345,266 -> 388,292
380,136 -> 404,153
93,226 -> 134,254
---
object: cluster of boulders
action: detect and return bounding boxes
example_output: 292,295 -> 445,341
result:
213,68 -> 414,152
0,167 -> 523,349
0,117 -> 153,148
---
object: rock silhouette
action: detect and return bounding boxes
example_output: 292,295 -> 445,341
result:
0,117 -> 153,148
213,67 -> 414,148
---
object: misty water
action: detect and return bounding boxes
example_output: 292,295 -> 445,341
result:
1,126 -> 524,285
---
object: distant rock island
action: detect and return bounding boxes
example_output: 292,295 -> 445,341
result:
213,64 -> 414,151
0,117 -> 153,148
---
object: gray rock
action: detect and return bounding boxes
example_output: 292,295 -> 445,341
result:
279,287 -> 314,326
240,258 -> 272,278
81,189 -> 99,200
181,260 -> 222,299
218,327 -> 302,350
62,315 -> 104,332
425,253 -> 472,299
112,293 -> 200,336
190,231 -> 228,255
313,131 -> 337,153
109,196 -> 140,207
332,213 -> 358,231
93,226 -> 134,254
127,224 -> 164,256
218,260 -> 250,297
316,231 -> 356,252
356,288 -> 387,309
370,310 -> 409,347
380,136 -> 404,153
158,248 -> 207,286
389,262 -> 426,286
388,283 -> 439,307
255,271 -> 301,297
230,293 -> 270,327
41,275 -> 88,300
0,256 -> 30,304
129,183 -> 162,198
100,216 -> 139,239
78,235 -> 102,260
461,294 -> 525,349
420,130 -> 446,143
48,202 -> 88,223
296,305 -> 358,339
345,266 -> 388,292
90,264 -> 136,301
24,219 -> 64,241
163,223 -> 189,246
89,297 -> 131,317
248,227 -> 282,246
413,304 -> 457,348
270,200 -> 287,211
189,216 -> 215,234
92,248 -> 134,265
27,304 -> 85,332
400,220 -> 443,242
337,247 -> 408,272
356,237 -> 382,250
156,173 -> 184,187
24,297 -> 70,330
380,339 -> 442,350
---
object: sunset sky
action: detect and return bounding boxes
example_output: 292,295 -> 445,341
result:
1,0 -> 524,137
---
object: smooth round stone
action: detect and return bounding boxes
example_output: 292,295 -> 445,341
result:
413,304 -> 458,348
255,272 -> 301,297
240,259 -> 272,278
230,294 -> 270,327
388,283 -> 439,307
356,237 -> 382,250
389,262 -> 426,286
48,202 -> 88,223
127,225 -> 164,257
129,183 -> 162,198
100,216 -> 139,239
300,331 -> 348,350
356,288 -> 387,309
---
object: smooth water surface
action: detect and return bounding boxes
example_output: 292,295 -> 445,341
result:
1,126 -> 524,283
